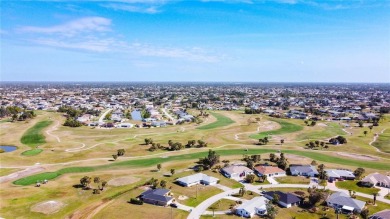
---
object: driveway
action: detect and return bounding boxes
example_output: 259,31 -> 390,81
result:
267,176 -> 279,185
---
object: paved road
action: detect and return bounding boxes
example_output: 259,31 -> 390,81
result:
188,182 -> 390,219
161,108 -> 176,123
98,109 -> 112,124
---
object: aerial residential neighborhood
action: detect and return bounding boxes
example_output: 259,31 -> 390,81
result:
1,0 -> 390,219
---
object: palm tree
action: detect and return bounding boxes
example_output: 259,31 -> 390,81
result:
170,169 -> 175,176
94,177 -> 100,189
363,130 -> 368,136
101,181 -> 107,191
157,163 -> 162,171
373,192 -> 378,205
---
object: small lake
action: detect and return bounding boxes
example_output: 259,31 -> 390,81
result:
0,145 -> 17,153
131,110 -> 142,121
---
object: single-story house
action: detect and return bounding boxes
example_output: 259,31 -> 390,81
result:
151,121 -> 167,127
361,173 -> 390,188
290,165 -> 319,177
326,192 -> 366,213
235,196 -> 268,218
139,188 -> 174,206
117,123 -> 134,128
254,165 -> 286,177
263,191 -> 302,208
325,169 -> 355,180
369,209 -> 390,219
221,165 -> 254,179
176,173 -> 219,187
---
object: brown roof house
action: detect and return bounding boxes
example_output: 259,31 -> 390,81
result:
254,165 -> 286,177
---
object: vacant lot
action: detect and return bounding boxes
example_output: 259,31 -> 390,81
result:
197,112 -> 235,130
20,120 -> 52,147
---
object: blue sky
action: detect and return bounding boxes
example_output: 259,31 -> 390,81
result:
1,0 -> 389,82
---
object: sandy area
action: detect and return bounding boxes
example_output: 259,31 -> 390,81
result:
107,176 -> 140,187
0,167 -> 45,184
317,123 -> 328,127
31,200 -> 65,215
336,152 -> 378,161
178,195 -> 188,200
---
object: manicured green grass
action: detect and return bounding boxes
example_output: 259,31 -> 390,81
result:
13,167 -> 95,185
250,119 -> 303,139
20,120 -> 52,147
197,112 -> 234,130
372,129 -> 390,153
208,199 -> 236,211
14,148 -> 390,185
296,123 -> 345,140
21,149 -> 43,156
183,186 -> 222,207
336,180 -> 380,195
275,176 -> 310,184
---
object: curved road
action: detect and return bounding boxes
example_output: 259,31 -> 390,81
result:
187,182 -> 390,219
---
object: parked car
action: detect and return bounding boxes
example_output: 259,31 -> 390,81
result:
170,203 -> 178,208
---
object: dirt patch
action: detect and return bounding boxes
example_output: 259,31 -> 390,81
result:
336,152 -> 378,161
31,200 -> 65,215
0,167 -> 45,184
317,123 -> 327,127
107,176 -> 140,187
178,195 -> 188,200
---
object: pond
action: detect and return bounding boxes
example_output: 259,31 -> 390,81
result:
0,145 -> 17,153
131,110 -> 142,121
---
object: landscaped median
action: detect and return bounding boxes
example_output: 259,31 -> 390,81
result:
13,149 -> 390,186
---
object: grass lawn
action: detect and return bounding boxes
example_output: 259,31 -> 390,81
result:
275,176 -> 310,184
20,120 -> 52,147
208,199 -> 236,211
0,168 -> 19,177
14,148 -> 390,185
197,112 -> 235,130
296,122 -> 345,140
21,149 -> 43,156
336,180 -> 380,195
181,186 -> 222,207
372,129 -> 390,153
250,119 -> 303,139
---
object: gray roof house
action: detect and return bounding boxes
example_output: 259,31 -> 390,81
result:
235,196 -> 268,218
221,165 -> 254,179
176,173 -> 219,187
139,189 -> 174,206
263,191 -> 302,208
325,169 -> 355,180
361,173 -> 390,188
369,209 -> 390,219
290,165 -> 319,177
326,192 -> 366,213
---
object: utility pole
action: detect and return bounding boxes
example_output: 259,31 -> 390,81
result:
170,206 -> 173,219
196,184 -> 198,199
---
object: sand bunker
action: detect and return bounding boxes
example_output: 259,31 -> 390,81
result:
337,152 -> 378,161
108,176 -> 140,187
317,123 -> 328,127
31,200 -> 65,215
178,195 -> 188,200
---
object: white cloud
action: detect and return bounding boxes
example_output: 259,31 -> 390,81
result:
30,38 -> 118,52
18,17 -> 111,37
130,43 -> 223,62
102,3 -> 160,14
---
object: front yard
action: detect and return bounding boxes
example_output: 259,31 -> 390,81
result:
275,176 -> 310,184
335,180 -> 381,194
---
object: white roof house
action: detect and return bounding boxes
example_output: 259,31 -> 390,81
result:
325,169 -> 355,180
235,196 -> 268,218
176,173 -> 219,187
361,173 -> 390,188
326,192 -> 366,213
221,165 -> 254,179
